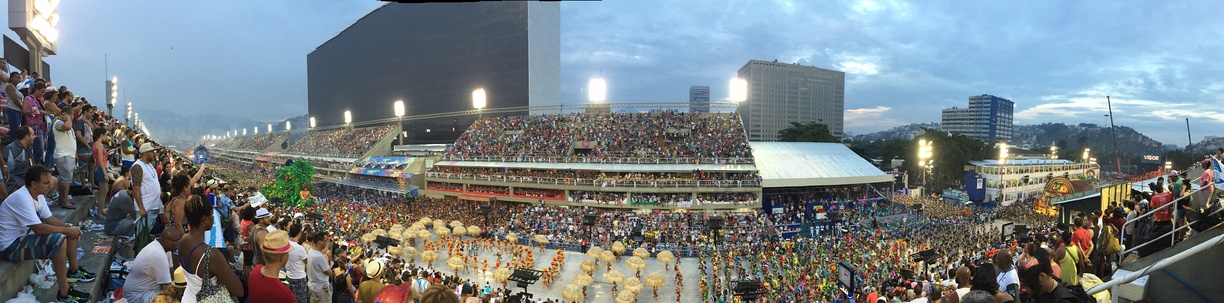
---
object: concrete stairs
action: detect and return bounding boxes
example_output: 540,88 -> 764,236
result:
0,194 -> 118,302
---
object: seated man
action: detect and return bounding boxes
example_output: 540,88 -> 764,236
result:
0,165 -> 96,303
105,185 -> 138,237
122,227 -> 181,303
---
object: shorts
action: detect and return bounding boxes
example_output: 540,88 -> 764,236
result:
106,219 -> 136,237
1,233 -> 65,262
76,147 -> 92,158
54,157 -> 74,184
122,160 -> 134,170
94,166 -> 105,186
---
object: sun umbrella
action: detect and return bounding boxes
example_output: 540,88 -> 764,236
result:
436,227 -> 451,237
644,272 -> 664,289
417,229 -> 432,240
562,283 -> 584,302
605,269 -> 625,292
388,246 -> 403,257
372,229 -> 388,237
421,250 -> 439,268
611,242 -> 626,256
579,259 -> 597,274
466,226 -> 481,236
600,251 -> 616,266
493,267 -> 512,285
586,246 -> 604,261
614,290 -> 636,303
401,246 -> 418,259
505,232 -> 518,243
626,257 -> 646,272
452,227 -> 466,237
656,250 -> 674,265
361,233 -> 377,243
624,277 -> 643,294
419,217 -> 432,226
572,273 -> 594,287
632,247 -> 649,260
449,220 -> 463,228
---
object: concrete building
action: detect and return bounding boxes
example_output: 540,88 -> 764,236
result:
736,60 -> 845,141
307,2 -> 560,143
941,94 -> 1014,142
689,86 -> 710,113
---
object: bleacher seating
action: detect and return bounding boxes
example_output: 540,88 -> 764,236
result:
285,124 -> 396,158
235,134 -> 286,151
443,112 -> 754,163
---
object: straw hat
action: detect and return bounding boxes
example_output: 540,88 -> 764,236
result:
366,259 -> 386,277
173,266 -> 187,288
261,230 -> 294,255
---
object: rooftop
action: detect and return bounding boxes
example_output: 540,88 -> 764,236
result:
751,142 -> 893,187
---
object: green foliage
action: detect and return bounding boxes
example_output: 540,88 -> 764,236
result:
777,122 -> 839,143
261,160 -> 317,207
847,128 -> 992,191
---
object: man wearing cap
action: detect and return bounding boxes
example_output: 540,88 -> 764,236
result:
131,142 -> 161,230
249,230 -> 297,303
357,260 -> 388,303
123,227 -> 182,303
252,207 -> 273,267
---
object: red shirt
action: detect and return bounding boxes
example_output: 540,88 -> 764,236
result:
1151,193 -> 1173,222
248,265 -> 296,303
1072,228 -> 1093,255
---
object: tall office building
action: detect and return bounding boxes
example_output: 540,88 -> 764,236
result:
308,2 -> 560,143
940,94 -> 1015,142
689,86 -> 710,113
736,60 -> 845,141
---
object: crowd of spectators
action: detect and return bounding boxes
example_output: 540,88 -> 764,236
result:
286,124 -> 396,158
429,165 -> 760,188
234,133 -> 287,151
444,112 -> 753,163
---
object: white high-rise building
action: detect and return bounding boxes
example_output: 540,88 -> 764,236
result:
941,94 -> 1014,142
736,60 -> 845,141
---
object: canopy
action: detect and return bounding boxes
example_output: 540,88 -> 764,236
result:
751,142 -> 893,187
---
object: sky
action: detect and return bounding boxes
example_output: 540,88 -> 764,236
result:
27,0 -> 1224,145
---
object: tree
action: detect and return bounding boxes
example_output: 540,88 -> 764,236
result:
261,160 -> 318,207
902,129 -> 992,191
777,122 -> 839,143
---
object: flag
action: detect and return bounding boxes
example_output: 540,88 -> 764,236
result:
1213,158 -> 1224,190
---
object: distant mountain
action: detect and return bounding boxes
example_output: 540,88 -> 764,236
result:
850,123 -> 941,141
851,122 -> 1166,156
1188,136 -> 1224,154
1011,123 -> 1164,156
137,108 -> 301,148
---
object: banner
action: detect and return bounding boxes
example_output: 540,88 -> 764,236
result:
1140,154 -> 1161,164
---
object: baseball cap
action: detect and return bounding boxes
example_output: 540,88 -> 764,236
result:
139,143 -> 155,154
255,208 -> 271,219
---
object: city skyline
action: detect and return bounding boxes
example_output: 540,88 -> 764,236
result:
26,0 -> 1224,145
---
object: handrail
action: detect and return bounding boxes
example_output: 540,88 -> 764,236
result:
1120,178 -> 1211,249
1122,203 -> 1224,255
1088,232 -> 1224,295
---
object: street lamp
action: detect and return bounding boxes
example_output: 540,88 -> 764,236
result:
309,117 -> 316,128
394,100 -> 406,144
108,77 -> 117,118
1082,148 -> 1090,163
1164,161 -> 1172,172
126,102 -> 132,126
1050,145 -> 1058,160
729,78 -> 747,103
588,78 -> 607,103
998,142 -> 1010,165
344,110 -> 352,124
473,88 -> 486,119
918,139 -> 934,187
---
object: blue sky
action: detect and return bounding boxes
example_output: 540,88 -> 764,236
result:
29,0 -> 1224,145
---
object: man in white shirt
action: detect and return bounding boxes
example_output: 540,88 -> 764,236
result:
0,165 -> 94,303
50,108 -> 76,208
286,222 -> 309,303
122,228 -> 181,303
131,143 -> 160,230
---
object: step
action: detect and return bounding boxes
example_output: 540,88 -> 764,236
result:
0,194 -> 108,302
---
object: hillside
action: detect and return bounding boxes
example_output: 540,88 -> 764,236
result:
850,123 -> 941,141
1011,123 -> 1164,156
1188,136 -> 1224,154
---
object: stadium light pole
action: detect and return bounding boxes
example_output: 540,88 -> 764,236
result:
588,78 -> 607,103
285,121 -> 291,131
344,110 -> 353,125
126,102 -> 132,127
729,78 -> 747,103
394,100 -> 405,145
472,88 -> 486,120
267,124 -> 272,133
1082,148 -> 1090,163
309,117 -> 316,129
918,139 -> 933,189
108,77 -> 117,118
1050,144 -> 1058,160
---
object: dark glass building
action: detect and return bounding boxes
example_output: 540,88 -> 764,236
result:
308,2 -> 560,143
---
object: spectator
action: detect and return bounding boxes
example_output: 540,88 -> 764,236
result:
133,143 -> 161,230
180,195 -> 246,302
249,229 -> 298,303
124,227 -> 182,303
306,230 -> 332,303
93,127 -> 115,217
420,284 -> 460,303
1018,249 -> 1080,303
286,222 -> 310,303
74,103 -> 94,185
3,71 -> 22,134
105,184 -> 139,238
0,165 -> 94,303
22,81 -> 46,166
51,106 -> 75,209
358,260 -> 388,303
994,250 -> 1020,300
4,126 -> 34,193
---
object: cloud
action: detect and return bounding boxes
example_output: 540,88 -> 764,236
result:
845,106 -> 904,131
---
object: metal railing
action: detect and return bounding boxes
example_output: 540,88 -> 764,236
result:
439,155 -> 755,165
426,172 -> 761,188
1119,181 -> 1213,256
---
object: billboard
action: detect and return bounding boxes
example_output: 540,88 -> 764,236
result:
1141,154 -> 1161,164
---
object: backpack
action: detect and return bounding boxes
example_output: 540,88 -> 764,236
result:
1102,226 -> 1120,255
1065,284 -> 1096,303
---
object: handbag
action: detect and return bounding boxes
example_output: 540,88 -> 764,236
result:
196,246 -> 233,303
1102,226 -> 1121,255
134,217 -> 152,253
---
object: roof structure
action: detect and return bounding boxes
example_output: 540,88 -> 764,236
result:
969,159 -> 1076,167
750,142 -> 893,188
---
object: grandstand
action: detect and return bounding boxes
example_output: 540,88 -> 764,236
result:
284,124 -> 398,158
235,133 -> 287,151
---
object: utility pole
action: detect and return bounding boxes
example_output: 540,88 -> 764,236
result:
1185,118 -> 1192,151
1107,96 -> 1121,176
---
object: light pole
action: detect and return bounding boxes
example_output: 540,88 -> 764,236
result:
309,117 -> 316,129
918,139 -> 933,189
126,102 -> 132,127
344,110 -> 353,126
472,88 -> 486,120
588,79 -> 607,103
1050,145 -> 1058,160
1106,96 -> 1121,176
730,77 -> 747,114
394,100 -> 405,145
1082,148 -> 1090,163
107,77 -> 117,118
